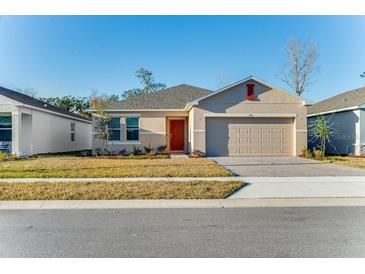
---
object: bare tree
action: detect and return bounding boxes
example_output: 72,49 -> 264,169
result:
216,73 -> 230,89
279,39 -> 319,96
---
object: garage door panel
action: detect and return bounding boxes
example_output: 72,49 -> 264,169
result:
206,117 -> 293,156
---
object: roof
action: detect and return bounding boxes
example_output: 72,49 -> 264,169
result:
0,86 -> 91,122
189,75 -> 313,106
106,84 -> 212,110
308,86 -> 365,115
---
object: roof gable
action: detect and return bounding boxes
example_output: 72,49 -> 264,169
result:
0,86 -> 91,122
190,76 -> 309,107
308,86 -> 365,115
106,84 -> 212,110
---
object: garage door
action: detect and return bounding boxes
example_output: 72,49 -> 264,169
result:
206,117 -> 294,156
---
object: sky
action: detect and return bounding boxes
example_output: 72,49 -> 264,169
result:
0,16 -> 364,102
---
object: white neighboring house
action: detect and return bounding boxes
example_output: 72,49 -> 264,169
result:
307,86 -> 365,156
0,86 -> 92,156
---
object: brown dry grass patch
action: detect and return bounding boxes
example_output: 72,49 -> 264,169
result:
322,156 -> 365,169
0,156 -> 232,178
0,181 -> 243,200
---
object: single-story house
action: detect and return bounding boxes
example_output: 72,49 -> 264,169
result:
0,86 -> 92,156
92,76 -> 311,156
308,86 -> 365,155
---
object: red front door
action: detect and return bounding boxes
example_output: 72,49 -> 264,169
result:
170,120 -> 184,151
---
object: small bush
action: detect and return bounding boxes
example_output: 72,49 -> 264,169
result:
300,146 -> 312,158
313,148 -> 323,159
147,149 -> 156,158
0,152 -> 16,161
190,150 -> 205,158
157,145 -> 167,153
144,144 -> 152,154
132,145 -> 143,155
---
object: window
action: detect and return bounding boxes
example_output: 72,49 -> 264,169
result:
70,122 -> 76,142
108,117 -> 120,141
0,115 -> 12,153
126,117 -> 139,141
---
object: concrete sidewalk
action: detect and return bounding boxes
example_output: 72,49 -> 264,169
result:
230,176 -> 365,199
1,197 -> 365,209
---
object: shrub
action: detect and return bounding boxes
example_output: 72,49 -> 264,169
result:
190,150 -> 205,158
313,148 -> 323,159
118,149 -> 127,156
0,151 -> 5,160
144,144 -> 152,154
147,149 -> 156,158
157,145 -> 167,153
132,145 -> 142,155
300,146 -> 312,158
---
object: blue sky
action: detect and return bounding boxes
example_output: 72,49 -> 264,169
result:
0,16 -> 364,102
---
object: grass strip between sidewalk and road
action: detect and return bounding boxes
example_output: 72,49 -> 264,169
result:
0,181 -> 244,200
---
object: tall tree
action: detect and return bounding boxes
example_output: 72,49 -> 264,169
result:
39,96 -> 90,116
122,68 -> 166,99
279,39 -> 319,96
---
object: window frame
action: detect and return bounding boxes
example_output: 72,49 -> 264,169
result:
70,122 -> 76,142
125,117 -> 140,142
0,115 -> 12,153
108,117 -> 121,141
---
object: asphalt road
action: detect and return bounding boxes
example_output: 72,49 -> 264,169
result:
1,207 -> 365,257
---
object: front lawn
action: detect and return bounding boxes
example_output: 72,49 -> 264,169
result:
321,156 -> 365,169
0,156 -> 232,178
0,181 -> 243,200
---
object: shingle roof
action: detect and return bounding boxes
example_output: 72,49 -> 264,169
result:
308,86 -> 365,115
106,84 -> 212,110
0,86 -> 91,122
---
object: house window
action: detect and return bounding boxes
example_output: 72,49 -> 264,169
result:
108,117 -> 120,141
126,117 -> 139,141
0,115 -> 12,153
70,122 -> 76,142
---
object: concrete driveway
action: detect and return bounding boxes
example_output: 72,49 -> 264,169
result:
210,157 -> 365,198
210,156 -> 365,177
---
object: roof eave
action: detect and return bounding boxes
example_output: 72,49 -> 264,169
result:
307,105 -> 362,117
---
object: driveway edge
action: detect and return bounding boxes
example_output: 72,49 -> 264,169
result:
1,197 -> 365,209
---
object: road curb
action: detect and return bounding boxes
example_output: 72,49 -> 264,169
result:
1,197 -> 365,209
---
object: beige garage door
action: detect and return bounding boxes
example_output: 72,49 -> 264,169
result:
206,117 -> 294,156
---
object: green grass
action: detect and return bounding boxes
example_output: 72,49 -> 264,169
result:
0,181 -> 244,200
0,156 -> 232,178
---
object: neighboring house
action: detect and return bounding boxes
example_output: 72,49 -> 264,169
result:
0,86 -> 92,156
308,86 -> 365,156
92,76 -> 310,156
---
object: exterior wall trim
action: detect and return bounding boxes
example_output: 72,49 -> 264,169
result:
90,109 -> 186,112
203,113 -> 297,118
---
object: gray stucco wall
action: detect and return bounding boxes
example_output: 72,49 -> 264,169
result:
308,110 -> 360,155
